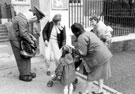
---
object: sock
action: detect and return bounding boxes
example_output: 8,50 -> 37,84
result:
69,83 -> 73,94
64,85 -> 68,94
83,81 -> 93,94
95,79 -> 104,93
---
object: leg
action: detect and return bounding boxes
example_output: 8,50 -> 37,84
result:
50,39 -> 62,66
84,81 -> 93,94
69,83 -> 73,94
10,41 -> 31,75
64,85 -> 68,94
49,39 -> 61,78
95,79 -> 104,93
10,41 -> 32,81
44,43 -> 51,76
79,81 -> 93,94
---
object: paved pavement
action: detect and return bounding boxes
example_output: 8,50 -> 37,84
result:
0,42 -> 121,94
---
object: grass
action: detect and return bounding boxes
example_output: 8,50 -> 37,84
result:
105,51 -> 135,94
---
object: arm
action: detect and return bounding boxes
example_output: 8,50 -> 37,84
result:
17,19 -> 34,44
42,21 -> 50,42
62,26 -> 66,46
77,35 -> 89,56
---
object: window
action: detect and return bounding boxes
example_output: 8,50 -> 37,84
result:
11,0 -> 30,5
69,0 -> 81,3
52,0 -> 68,10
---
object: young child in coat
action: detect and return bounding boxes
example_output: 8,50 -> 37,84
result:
47,45 -> 81,94
57,46 -> 75,94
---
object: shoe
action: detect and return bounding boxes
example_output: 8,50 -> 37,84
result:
19,75 -> 32,82
73,78 -> 78,84
92,91 -> 103,94
30,72 -> 36,78
46,71 -> 51,76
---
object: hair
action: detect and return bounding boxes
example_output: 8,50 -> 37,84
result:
71,23 -> 85,34
89,16 -> 99,22
61,45 -> 72,57
52,14 -> 61,23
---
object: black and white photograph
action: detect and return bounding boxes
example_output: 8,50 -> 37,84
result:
0,0 -> 135,94
52,0 -> 68,10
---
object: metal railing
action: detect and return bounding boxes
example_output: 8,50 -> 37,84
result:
69,0 -> 135,37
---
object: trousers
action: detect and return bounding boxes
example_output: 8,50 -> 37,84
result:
10,40 -> 31,75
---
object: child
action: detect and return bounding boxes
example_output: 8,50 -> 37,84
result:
47,45 -> 78,94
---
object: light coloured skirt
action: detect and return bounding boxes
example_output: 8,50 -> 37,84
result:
87,59 -> 111,81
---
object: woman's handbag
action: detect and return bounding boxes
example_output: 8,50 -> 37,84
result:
16,23 -> 37,59
20,37 -> 37,59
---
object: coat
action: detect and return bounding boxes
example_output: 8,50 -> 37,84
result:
93,21 -> 107,39
42,21 -> 66,48
9,12 -> 33,48
77,31 -> 113,69
55,53 -> 75,85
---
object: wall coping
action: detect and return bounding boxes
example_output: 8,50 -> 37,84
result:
85,27 -> 135,43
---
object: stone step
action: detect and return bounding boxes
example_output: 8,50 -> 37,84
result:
0,32 -> 8,36
0,24 -> 7,30
0,31 -> 8,35
0,24 -> 8,42
0,24 -> 6,27
0,38 -> 9,42
0,35 -> 8,39
0,25 -> 7,30
0,29 -> 8,32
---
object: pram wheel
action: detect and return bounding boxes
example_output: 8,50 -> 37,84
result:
47,80 -> 53,87
73,78 -> 78,84
52,76 -> 57,81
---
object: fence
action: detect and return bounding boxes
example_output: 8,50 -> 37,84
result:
69,0 -> 135,37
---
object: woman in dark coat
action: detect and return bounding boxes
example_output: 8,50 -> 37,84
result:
71,23 -> 113,94
42,14 -> 66,76
9,7 -> 45,82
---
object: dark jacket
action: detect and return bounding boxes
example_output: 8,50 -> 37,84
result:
42,21 -> 66,48
78,31 -> 113,69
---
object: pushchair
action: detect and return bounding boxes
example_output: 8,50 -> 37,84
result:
47,45 -> 82,90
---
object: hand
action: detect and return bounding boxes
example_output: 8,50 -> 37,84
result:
30,40 -> 35,45
29,33 -> 37,42
44,40 -> 48,47
32,36 -> 37,42
68,45 -> 75,49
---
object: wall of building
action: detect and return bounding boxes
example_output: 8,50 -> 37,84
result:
0,0 -> 11,19
31,0 -> 39,8
39,0 -> 51,56
0,0 -> 39,24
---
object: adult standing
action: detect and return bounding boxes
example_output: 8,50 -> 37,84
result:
9,6 -> 45,82
71,23 -> 113,94
42,14 -> 66,76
